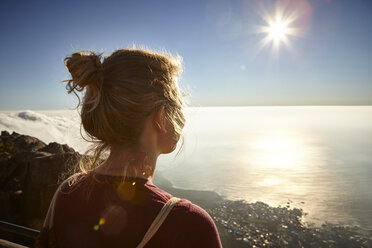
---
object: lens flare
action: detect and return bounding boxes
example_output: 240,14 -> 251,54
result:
254,0 -> 310,55
257,12 -> 296,53
99,218 -> 106,225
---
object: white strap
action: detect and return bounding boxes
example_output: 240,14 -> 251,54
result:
136,197 -> 181,248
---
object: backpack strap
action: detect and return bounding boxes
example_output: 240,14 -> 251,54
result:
136,197 -> 181,248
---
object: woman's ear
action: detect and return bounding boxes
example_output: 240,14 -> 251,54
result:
154,106 -> 167,133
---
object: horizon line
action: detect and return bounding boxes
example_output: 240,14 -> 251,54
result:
1,104 -> 372,112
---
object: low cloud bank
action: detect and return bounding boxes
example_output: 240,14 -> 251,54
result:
0,110 -> 89,153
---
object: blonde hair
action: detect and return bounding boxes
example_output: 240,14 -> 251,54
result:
64,48 -> 185,180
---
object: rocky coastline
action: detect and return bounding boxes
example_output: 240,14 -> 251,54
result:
0,131 -> 371,247
206,200 -> 372,247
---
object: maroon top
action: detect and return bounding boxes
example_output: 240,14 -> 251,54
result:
49,173 -> 222,248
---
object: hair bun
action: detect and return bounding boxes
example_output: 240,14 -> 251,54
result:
64,50 -> 104,92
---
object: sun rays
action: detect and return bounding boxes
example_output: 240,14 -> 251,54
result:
255,2 -> 307,55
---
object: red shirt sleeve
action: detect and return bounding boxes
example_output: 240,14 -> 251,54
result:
170,202 -> 222,248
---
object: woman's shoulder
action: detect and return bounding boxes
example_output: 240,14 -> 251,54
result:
54,172 -> 89,198
167,199 -> 222,247
146,182 -> 214,223
173,198 -> 206,215
173,199 -> 215,226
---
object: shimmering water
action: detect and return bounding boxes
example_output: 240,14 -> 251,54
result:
1,106 -> 371,228
158,106 -> 372,228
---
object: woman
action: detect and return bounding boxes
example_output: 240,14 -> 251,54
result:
36,48 -> 222,247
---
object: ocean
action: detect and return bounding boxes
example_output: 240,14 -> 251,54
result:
1,106 -> 371,229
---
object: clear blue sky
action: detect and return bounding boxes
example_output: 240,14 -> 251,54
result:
0,0 -> 371,110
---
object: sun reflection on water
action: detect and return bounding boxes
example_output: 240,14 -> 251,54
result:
249,131 -> 312,170
240,130 -> 324,215
257,177 -> 282,187
161,107 -> 372,227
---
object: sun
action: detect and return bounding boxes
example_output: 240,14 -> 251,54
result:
255,4 -> 304,54
269,20 -> 289,41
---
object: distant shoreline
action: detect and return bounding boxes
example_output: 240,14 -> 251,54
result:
1,105 -> 372,112
154,173 -> 372,247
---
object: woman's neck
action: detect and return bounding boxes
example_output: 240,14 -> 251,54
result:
93,146 -> 158,180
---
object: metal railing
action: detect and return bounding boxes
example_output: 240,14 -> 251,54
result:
0,221 -> 39,247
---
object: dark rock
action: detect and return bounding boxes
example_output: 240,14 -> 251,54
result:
0,132 -> 46,155
0,131 -> 79,230
39,142 -> 75,154
1,130 -> 10,136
